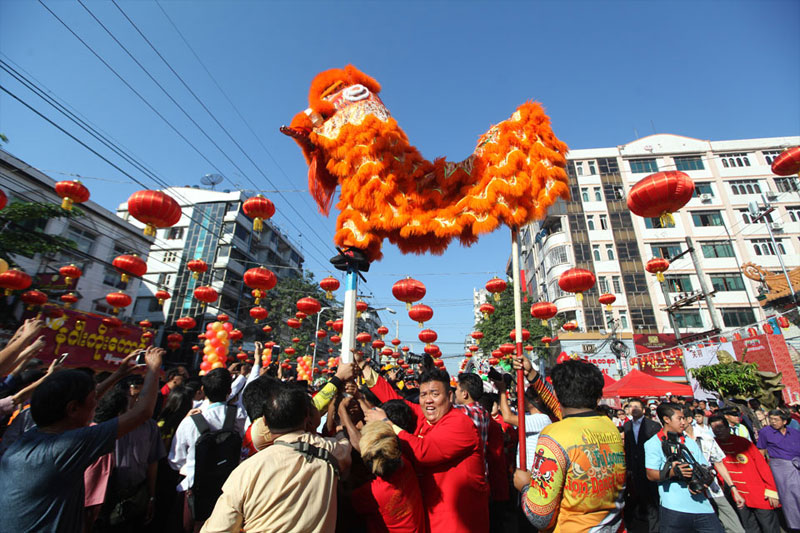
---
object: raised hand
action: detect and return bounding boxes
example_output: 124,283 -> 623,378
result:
144,346 -> 165,373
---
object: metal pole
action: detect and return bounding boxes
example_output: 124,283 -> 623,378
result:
685,236 -> 722,331
312,310 -> 322,373
340,266 -> 358,364
660,279 -> 683,342
763,212 -> 797,305
511,228 -> 527,470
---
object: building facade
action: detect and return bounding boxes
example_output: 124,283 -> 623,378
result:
521,134 -> 800,340
0,149 -> 150,319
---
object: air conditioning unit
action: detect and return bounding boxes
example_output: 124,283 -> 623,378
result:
766,191 -> 778,200
770,222 -> 784,231
700,193 -> 713,202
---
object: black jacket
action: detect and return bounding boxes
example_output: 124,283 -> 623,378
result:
623,416 -> 661,503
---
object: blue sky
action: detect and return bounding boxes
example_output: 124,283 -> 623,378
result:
1,0 -> 798,367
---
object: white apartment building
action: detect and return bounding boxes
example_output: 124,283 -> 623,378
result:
0,149 -> 150,319
521,134 -> 800,340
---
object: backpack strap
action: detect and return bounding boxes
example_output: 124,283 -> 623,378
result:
221,405 -> 237,432
273,440 -> 340,478
191,413 -> 211,435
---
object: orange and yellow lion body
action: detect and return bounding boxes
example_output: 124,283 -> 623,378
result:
284,65 -> 570,262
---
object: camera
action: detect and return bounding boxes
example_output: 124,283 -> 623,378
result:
404,353 -> 424,366
661,431 -> 716,493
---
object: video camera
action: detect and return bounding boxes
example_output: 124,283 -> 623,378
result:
661,431 -> 716,493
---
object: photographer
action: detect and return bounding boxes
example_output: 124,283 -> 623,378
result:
645,402 -> 724,532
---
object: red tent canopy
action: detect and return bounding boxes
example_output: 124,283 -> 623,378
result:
603,369 -> 692,398
602,373 -> 617,390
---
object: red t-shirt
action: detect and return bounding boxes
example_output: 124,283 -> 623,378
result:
160,383 -> 171,397
352,458 -> 427,533
486,417 -> 510,502
493,413 -> 517,470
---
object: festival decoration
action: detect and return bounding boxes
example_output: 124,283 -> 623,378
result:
556,352 -> 571,364
60,293 -> 78,308
470,331 -> 484,340
187,259 -> 209,280
381,347 -> 393,357
763,323 -> 774,335
524,344 -> 534,353
377,326 -> 389,338
626,171 -> 694,227
242,194 -> 275,232
250,307 -> 268,324
319,276 -> 340,299
262,325 -> 272,334
155,290 -> 170,306
401,346 -> 410,354
287,318 -> 301,329
408,303 -> 433,327
356,332 -> 372,345
0,189 -> 6,211
229,329 -> 244,341
295,311 -> 308,322
499,343 -> 515,356
316,329 -> 327,339
59,264 -> 82,285
541,336 -> 552,348
485,277 -> 507,302
292,337 -> 301,344
392,277 -> 426,310
418,328 -> 438,346
200,321 -> 233,374
281,65 -> 569,262
297,296 -> 322,316
142,331 -> 154,341
105,291 -> 132,314
748,327 -> 758,337
530,301 -> 557,325
356,300 -> 368,318
778,316 -> 790,329
21,290 -> 47,310
468,344 -> 479,352
176,316 -> 197,332
126,190 -> 182,237
217,314 -> 229,322
733,332 -> 742,341
390,338 -> 401,347
771,146 -> 800,176
645,258 -> 670,282
193,286 -> 218,305
102,316 -> 122,328
598,293 -> 616,311
479,303 -> 495,319
372,339 -> 385,350
558,268 -> 596,301
54,180 -> 90,211
244,267 -> 277,304
0,269 -> 32,296
167,333 -> 183,351
138,319 -> 152,329
111,254 -> 147,283
509,328 -> 529,342
562,321 -> 577,332
332,319 -> 344,333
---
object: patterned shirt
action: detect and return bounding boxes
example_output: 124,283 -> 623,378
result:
454,401 -> 490,477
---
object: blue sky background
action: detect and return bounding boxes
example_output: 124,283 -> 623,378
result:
1,0 -> 798,367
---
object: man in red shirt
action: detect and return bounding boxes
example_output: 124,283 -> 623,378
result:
354,359 -> 490,532
709,414 -> 781,532
160,367 -> 187,398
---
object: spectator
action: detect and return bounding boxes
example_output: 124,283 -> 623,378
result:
380,399 -> 416,433
517,359 -> 625,532
454,372 -> 490,463
240,375 -> 281,457
200,382 -> 351,532
756,408 -> 800,531
477,392 -> 512,533
161,368 -> 186,400
0,346 -> 164,533
645,402 -> 722,532
0,319 -> 44,378
623,398 -> 662,533
494,378 -> 552,473
710,414 -> 780,532
722,407 -> 753,442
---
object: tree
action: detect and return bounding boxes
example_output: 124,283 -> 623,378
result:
689,355 -> 785,408
0,201 -> 83,265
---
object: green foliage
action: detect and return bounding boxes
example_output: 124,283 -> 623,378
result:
689,362 -> 762,398
0,201 -> 84,265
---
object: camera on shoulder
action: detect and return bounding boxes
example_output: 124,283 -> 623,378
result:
660,431 -> 715,493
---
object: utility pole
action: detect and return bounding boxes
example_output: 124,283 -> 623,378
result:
749,195 -> 797,304
686,236 -> 722,331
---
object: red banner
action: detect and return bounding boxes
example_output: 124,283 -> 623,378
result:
25,307 -> 151,371
32,272 -> 78,293
633,333 -> 686,378
733,334 -> 800,405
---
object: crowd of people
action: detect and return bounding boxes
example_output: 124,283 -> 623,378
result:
0,317 -> 799,533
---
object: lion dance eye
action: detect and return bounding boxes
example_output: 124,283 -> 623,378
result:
343,84 -> 370,102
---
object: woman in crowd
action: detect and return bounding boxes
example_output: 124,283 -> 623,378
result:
756,408 -> 800,531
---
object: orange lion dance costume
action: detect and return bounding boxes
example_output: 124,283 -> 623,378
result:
282,65 -> 570,262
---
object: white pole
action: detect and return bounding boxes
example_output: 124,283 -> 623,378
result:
340,268 -> 358,364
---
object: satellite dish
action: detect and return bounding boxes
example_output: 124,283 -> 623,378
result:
200,173 -> 223,190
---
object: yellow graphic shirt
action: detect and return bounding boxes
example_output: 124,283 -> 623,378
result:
522,412 -> 626,532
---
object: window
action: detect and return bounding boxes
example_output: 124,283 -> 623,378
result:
701,241 -> 734,258
548,279 -> 568,300
651,243 -> 682,259
588,161 -> 597,175
612,276 -> 622,294
618,311 -> 629,330
63,226 -> 96,254
692,211 -> 723,227
598,158 -> 620,175
576,162 -> 584,176
693,182 -> 714,197
611,185 -> 624,200
739,209 -> 772,224
545,246 -> 569,270
719,153 -> 751,168
665,275 -> 693,292
721,308 -> 756,328
629,159 -> 658,174
586,215 -> 595,230
674,155 -> 704,171
163,251 -> 178,263
581,187 -> 589,202
166,227 -> 184,240
157,273 -> 173,286
730,180 -> 762,195
594,187 -> 602,201
788,206 -> 800,223
763,150 -> 783,165
710,273 -> 745,292
223,222 -> 235,236
644,217 -> 675,229
599,214 -> 609,230
750,238 -> 786,256
234,223 -> 250,243
599,277 -> 609,293
592,245 -> 601,261
606,244 -> 615,260
215,245 -> 231,261
775,177 -> 799,193
675,311 -> 703,328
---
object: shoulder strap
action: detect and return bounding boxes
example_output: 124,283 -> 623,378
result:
273,440 -> 340,477
191,413 -> 211,435
222,405 -> 237,432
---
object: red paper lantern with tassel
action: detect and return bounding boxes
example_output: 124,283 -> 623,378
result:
127,190 -> 181,237
54,180 -> 90,211
242,195 -> 275,232
392,277 -> 426,310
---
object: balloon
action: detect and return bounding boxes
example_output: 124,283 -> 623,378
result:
209,337 -> 221,348
200,361 -> 211,371
207,323 -> 215,331
211,361 -> 224,369
217,330 -> 228,339
212,322 -> 224,331
208,353 -> 219,363
223,322 -> 234,332
203,345 -> 212,354
215,347 -> 227,357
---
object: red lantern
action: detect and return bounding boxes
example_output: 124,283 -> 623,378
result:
530,301 -> 558,325
216,314 -> 229,322
381,347 -> 393,357
485,277 -> 507,302
777,316 -> 790,329
356,332 -> 372,344
139,319 -> 152,329
747,327 -> 758,337
646,258 -> 670,282
356,300 -> 369,318
319,276 -> 340,299
424,344 -> 438,355
372,339 -> 385,349
229,329 -> 243,341
0,269 -> 32,296
556,352 -> 571,364
488,357 -> 499,365
471,331 -> 484,340
60,293 -> 79,308
187,259 -> 209,280
54,180 -> 90,210
127,190 -> 182,237
237,352 -> 248,361
193,286 -> 218,304
392,277 -> 426,310
510,329 -> 530,342
292,337 -> 301,344
242,195 -> 275,232
316,329 -> 327,339
332,319 -> 344,332
377,326 -> 389,338
562,322 -> 577,332
21,290 -> 47,309
626,170 -> 694,227
102,316 -> 122,328
479,303 -> 495,319
295,312 -> 308,322
524,344 -> 534,352
244,267 -> 277,304
763,323 -> 774,335
499,343 -> 515,355
59,264 -> 82,285
250,307 -> 268,324
105,291 -> 132,313
176,316 -> 196,332
112,254 -> 147,283
719,336 -> 727,343
287,318 -> 301,329
401,346 -> 410,353
598,293 -> 616,310
152,291 -> 169,307
0,189 -> 6,211
262,325 -> 272,334
391,337 -> 401,346
297,297 -> 322,316
142,331 -> 154,341
541,336 -> 552,347
408,304 -> 433,327
771,146 -> 800,176
491,349 -> 503,359
558,269 -> 596,302
330,335 -> 341,344
167,333 -> 183,344
468,344 -> 479,352
284,347 -> 296,356
418,329 -> 438,345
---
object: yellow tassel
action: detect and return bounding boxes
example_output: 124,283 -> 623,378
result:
253,218 -> 263,232
357,311 -> 362,318
158,298 -> 165,306
4,289 -> 11,296
541,319 -> 547,326
659,212 -> 675,228
61,197 -> 73,210
657,272 -> 665,282
418,322 -> 423,328
144,224 -> 156,237
406,302 -> 412,311
493,293 -> 500,302
254,318 -> 260,324
605,304 -> 612,311
326,290 -> 333,299
576,293 -> 583,302
121,273 -> 130,283
192,272 -> 199,280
